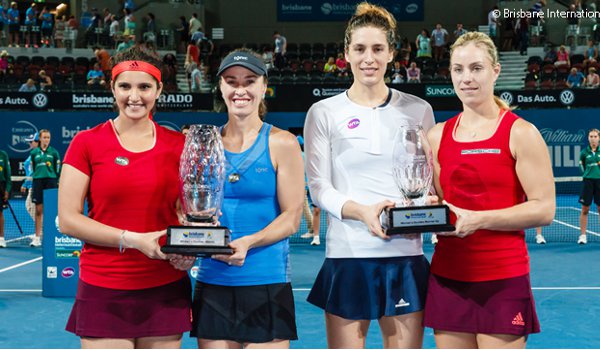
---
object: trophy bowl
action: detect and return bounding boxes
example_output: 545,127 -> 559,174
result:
383,125 -> 455,235
162,124 -> 233,256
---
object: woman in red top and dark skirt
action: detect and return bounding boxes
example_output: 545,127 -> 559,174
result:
424,32 -> 555,348
58,45 -> 195,348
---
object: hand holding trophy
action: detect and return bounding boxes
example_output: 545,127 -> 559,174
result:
161,124 -> 233,256
383,125 -> 455,235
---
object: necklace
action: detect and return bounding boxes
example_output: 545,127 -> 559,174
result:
113,119 -> 155,138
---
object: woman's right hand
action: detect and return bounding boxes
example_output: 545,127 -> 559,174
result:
359,200 -> 395,240
124,230 -> 167,260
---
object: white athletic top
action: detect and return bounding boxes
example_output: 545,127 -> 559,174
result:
304,89 -> 435,258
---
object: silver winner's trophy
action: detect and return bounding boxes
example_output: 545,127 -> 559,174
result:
162,124 -> 233,256
383,125 -> 455,235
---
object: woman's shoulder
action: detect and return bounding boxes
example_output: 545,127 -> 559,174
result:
268,125 -> 298,148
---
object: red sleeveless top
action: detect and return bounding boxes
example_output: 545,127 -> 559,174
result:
432,110 -> 529,282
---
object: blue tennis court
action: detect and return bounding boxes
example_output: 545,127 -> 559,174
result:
1,198 -> 599,348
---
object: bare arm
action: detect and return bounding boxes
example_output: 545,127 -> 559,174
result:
444,119 -> 555,236
58,164 -> 167,259
213,129 -> 304,266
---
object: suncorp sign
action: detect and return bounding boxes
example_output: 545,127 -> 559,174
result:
425,85 -> 456,97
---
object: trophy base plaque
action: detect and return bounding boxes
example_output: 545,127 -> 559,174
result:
161,226 -> 234,256
383,204 -> 455,235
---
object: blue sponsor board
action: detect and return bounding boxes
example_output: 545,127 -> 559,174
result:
1,109 -> 596,179
42,189 -> 84,297
277,0 -> 423,21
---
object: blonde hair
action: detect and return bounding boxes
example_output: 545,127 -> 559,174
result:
589,128 -> 600,137
344,2 -> 397,53
450,31 -> 511,110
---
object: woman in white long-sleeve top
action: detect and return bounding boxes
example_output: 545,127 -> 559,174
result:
303,2 -> 435,348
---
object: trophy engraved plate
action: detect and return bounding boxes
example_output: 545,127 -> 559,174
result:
383,125 -> 455,235
162,124 -> 233,256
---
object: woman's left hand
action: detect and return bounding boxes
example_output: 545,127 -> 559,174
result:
212,236 -> 251,267
167,254 -> 197,270
443,200 -> 481,238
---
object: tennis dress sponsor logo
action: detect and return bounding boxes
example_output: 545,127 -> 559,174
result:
395,298 -> 410,307
115,156 -> 129,166
461,149 -> 501,155
347,118 -> 360,129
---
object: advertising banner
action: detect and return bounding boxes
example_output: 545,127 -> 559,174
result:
277,0 -> 424,21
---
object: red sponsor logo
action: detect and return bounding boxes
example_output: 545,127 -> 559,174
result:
512,312 -> 525,326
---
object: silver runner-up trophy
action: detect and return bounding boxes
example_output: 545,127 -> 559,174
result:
162,124 -> 233,256
383,125 -> 455,235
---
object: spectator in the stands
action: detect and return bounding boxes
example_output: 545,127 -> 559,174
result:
0,51 -> 8,75
515,16 -> 530,55
335,52 -> 348,76
585,67 -> 600,88
543,45 -> 558,64
263,46 -> 274,70
86,63 -> 106,87
54,14 -> 66,48
39,6 -> 53,47
85,8 -> 102,47
116,34 -> 134,53
19,79 -> 37,92
143,13 -> 156,46
39,70 -> 52,91
109,15 -> 119,46
391,61 -> 404,83
123,8 -> 136,37
406,61 -> 421,83
398,37 -> 411,66
7,2 -> 20,48
273,30 -> 287,70
453,23 -> 467,42
24,3 -> 39,48
323,56 -> 337,76
555,45 -> 570,67
431,23 -> 448,61
176,16 -> 190,53
188,62 -> 203,92
94,47 -> 111,72
583,39 -> 598,68
189,13 -> 202,37
566,67 -> 586,88
198,36 -> 214,67
566,3 -> 580,50
416,29 -> 432,58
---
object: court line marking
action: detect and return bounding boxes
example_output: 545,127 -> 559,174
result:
0,289 -> 42,292
553,218 -> 600,237
6,235 -> 35,243
0,257 -> 42,274
561,207 -> 599,216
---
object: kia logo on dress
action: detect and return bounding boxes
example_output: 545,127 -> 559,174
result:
61,267 -> 75,278
347,118 -> 360,129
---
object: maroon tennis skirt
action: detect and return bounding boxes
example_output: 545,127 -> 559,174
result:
423,274 -> 540,336
66,277 -> 192,338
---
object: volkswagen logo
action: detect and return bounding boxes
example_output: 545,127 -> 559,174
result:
559,90 -> 575,105
32,93 -> 48,109
499,91 -> 513,105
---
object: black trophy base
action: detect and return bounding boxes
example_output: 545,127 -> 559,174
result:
162,226 -> 233,257
383,204 -> 455,235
